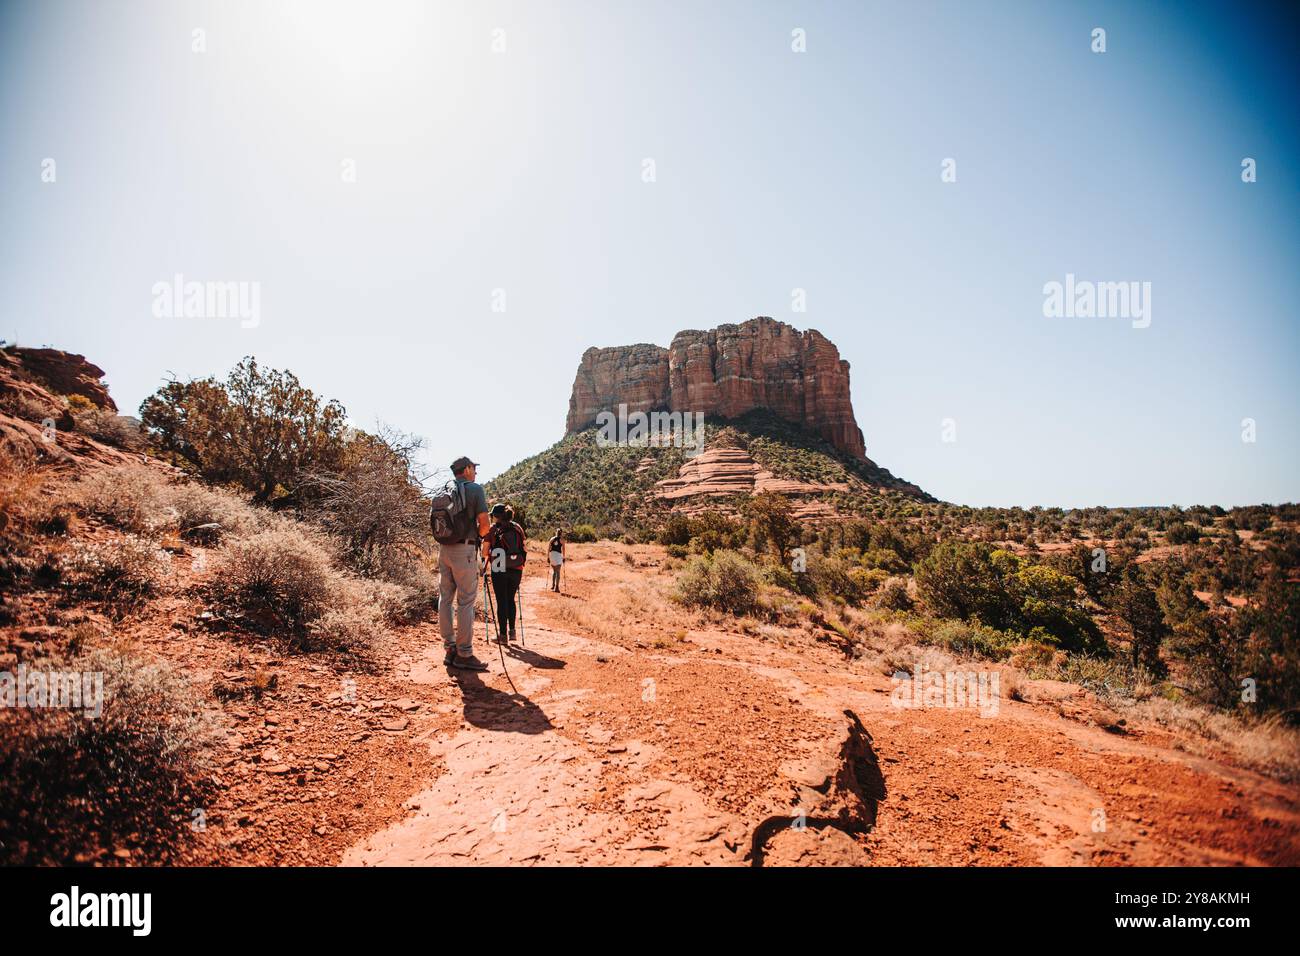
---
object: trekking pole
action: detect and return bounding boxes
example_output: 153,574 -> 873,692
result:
481,566 -> 492,649
482,568 -> 516,693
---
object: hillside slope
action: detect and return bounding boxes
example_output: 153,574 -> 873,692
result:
485,410 -> 931,534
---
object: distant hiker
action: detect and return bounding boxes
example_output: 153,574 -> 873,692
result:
430,456 -> 491,671
548,528 -> 565,592
486,503 -> 526,643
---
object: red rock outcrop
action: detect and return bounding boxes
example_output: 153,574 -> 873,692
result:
566,343 -> 669,437
565,317 -> 867,460
652,445 -> 849,519
1,347 -> 116,411
0,347 -> 137,467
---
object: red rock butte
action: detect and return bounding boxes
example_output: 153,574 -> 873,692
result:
565,317 -> 868,460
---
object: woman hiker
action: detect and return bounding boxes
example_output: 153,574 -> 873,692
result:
548,528 -> 565,592
485,504 -> 526,642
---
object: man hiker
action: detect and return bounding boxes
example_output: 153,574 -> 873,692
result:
485,504 -> 526,643
431,456 -> 491,671
548,528 -> 565,592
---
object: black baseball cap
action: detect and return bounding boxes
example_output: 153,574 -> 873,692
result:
450,456 -> 478,473
490,503 -> 509,517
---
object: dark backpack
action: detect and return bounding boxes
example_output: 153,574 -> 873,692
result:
429,481 -> 475,544
492,522 -> 527,570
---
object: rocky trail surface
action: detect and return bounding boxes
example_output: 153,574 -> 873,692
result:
343,547 -> 1300,867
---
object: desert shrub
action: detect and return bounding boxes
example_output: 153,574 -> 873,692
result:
759,559 -> 801,593
0,388 -> 61,423
166,481 -> 258,544
1107,564 -> 1169,674
874,577 -> 914,611
1229,570 -> 1300,713
568,524 -> 597,543
860,547 -> 908,573
665,543 -> 689,559
208,526 -> 334,633
808,554 -> 873,606
0,450 -> 61,543
63,536 -> 167,603
1157,568 -> 1300,714
1166,522 -> 1201,545
914,540 -> 1015,625
1053,654 -> 1156,703
744,492 -> 799,562
72,408 -> 143,451
919,619 -> 1019,661
300,425 -> 431,577
688,511 -> 746,552
657,514 -> 692,546
858,567 -> 890,592
363,555 -> 437,620
305,602 -> 386,654
356,576 -> 426,625
674,549 -> 761,616
914,541 -> 1103,654
64,465 -> 267,548
65,467 -> 176,535
0,646 -> 220,864
207,525 -> 398,656
1008,640 -> 1062,673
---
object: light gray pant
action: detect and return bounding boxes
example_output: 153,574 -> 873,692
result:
438,542 -> 479,654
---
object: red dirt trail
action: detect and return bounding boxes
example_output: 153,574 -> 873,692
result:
343,549 -> 1300,867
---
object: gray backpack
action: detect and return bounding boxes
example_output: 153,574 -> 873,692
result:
429,481 -> 474,544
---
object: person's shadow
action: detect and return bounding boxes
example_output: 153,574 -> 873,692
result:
449,663 -> 554,734
502,642 -> 566,670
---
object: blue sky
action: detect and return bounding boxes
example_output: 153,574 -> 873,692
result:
2,0 -> 1297,507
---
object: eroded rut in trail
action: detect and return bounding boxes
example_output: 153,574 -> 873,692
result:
749,710 -> 887,866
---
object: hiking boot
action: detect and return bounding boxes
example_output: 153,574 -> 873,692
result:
508,623 -> 517,641
451,654 -> 488,672
443,648 -> 456,666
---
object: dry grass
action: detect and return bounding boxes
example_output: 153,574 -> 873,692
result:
551,575 -> 701,647
205,524 -> 409,658
71,407 -> 144,451
165,481 -> 260,544
60,465 -> 260,542
549,596 -> 632,645
209,525 -> 336,628
0,389 -> 58,423
0,449 -> 71,541
1110,695 -> 1300,782
17,461 -> 420,659
62,466 -> 180,535
62,535 -> 170,605
0,643 -> 222,864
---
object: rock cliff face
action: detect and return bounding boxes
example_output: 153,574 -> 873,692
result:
565,317 -> 867,460
0,346 -> 138,466
2,347 -> 116,411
